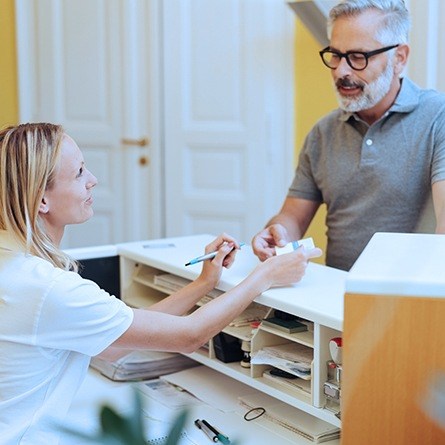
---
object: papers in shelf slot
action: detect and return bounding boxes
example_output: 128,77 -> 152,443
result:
262,342 -> 313,365
228,302 -> 270,327
154,274 -> 223,303
251,342 -> 313,379
262,369 -> 311,395
238,392 -> 340,443
153,273 -> 192,292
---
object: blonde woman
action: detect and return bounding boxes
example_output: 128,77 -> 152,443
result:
0,123 -> 321,444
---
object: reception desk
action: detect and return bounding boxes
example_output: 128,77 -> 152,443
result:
342,232 -> 445,445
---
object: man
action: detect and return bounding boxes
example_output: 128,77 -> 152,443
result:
252,0 -> 445,271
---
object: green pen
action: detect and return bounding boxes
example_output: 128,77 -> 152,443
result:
217,433 -> 231,444
201,419 -> 231,444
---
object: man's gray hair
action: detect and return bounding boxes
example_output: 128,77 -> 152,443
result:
327,0 -> 411,45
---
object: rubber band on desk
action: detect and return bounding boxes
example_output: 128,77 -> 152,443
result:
243,407 -> 266,421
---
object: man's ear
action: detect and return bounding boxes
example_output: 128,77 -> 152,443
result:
39,197 -> 49,214
394,43 -> 409,75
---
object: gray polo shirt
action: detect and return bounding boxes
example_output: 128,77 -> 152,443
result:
289,77 -> 445,271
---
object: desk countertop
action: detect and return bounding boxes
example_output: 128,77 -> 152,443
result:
346,232 -> 445,297
118,234 -> 347,331
62,368 -> 340,445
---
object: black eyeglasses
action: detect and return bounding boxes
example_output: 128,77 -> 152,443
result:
319,44 -> 399,71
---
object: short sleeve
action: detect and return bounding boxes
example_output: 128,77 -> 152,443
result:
36,270 -> 133,356
288,127 -> 323,202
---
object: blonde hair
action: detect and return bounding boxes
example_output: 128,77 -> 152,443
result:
0,123 -> 77,271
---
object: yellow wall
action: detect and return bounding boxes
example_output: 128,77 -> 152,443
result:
294,19 -> 337,262
0,0 -> 18,127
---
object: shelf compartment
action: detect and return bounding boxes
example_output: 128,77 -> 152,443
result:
258,325 -> 314,348
122,281 -> 168,308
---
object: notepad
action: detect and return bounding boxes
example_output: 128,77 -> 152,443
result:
146,431 -> 197,445
238,392 -> 340,443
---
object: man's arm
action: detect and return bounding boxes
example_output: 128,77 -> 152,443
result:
252,196 -> 320,261
433,180 -> 445,233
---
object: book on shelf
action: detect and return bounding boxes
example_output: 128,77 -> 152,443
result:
261,317 -> 308,333
90,349 -> 199,382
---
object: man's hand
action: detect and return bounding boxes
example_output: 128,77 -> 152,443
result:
251,224 -> 289,262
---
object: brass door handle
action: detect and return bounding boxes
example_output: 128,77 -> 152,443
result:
121,137 -> 150,147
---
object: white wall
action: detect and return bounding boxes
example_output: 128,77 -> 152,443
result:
406,0 -> 445,92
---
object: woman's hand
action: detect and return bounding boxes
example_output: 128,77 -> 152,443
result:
197,233 -> 242,289
255,245 -> 323,289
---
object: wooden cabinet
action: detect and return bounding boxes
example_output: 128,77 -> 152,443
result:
342,233 -> 445,445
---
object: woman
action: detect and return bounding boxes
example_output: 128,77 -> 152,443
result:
0,123 -> 321,444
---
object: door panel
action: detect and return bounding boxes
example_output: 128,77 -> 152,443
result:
15,0 -> 158,248
163,0 -> 294,241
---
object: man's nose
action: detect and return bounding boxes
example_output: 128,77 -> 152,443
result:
333,56 -> 354,78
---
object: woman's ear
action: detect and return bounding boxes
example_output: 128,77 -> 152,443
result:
39,197 -> 49,214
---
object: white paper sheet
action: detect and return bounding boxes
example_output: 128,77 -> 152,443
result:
160,366 -> 256,412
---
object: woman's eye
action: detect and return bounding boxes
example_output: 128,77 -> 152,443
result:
77,167 -> 84,177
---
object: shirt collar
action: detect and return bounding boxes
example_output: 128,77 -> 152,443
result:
338,77 -> 420,123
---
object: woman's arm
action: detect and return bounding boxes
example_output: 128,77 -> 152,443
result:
109,245 -> 321,354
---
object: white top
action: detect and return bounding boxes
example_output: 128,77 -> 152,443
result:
0,231 -> 133,445
118,234 -> 348,330
346,232 -> 445,297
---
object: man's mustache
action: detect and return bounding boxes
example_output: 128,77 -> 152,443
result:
336,77 -> 365,89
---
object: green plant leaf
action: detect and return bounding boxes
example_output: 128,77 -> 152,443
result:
164,410 -> 188,445
100,406 -> 128,439
126,386 -> 145,438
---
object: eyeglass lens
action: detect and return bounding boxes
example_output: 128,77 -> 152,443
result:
322,51 -> 367,70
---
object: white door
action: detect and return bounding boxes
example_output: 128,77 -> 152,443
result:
15,0 -> 294,248
163,0 -> 295,241
15,0 -> 163,249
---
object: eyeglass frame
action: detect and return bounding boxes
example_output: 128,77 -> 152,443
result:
319,44 -> 400,71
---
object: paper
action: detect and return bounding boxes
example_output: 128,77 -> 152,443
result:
160,366 -> 256,412
251,351 -> 311,380
275,237 -> 315,255
90,349 -> 199,381
138,379 -> 202,409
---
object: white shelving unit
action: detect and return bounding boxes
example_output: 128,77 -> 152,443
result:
117,234 -> 347,431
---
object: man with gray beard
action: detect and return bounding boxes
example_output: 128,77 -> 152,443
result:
252,0 -> 445,271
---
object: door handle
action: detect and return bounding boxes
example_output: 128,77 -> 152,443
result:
121,137 -> 150,147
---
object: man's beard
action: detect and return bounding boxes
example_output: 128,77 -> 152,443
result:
334,60 -> 394,112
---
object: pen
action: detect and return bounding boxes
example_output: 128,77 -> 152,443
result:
185,243 -> 245,266
202,420 -> 231,444
194,419 -> 218,442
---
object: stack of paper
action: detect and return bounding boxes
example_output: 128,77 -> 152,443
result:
154,273 -> 223,301
251,343 -> 313,379
90,350 -> 199,382
228,302 -> 270,327
238,392 -> 340,443
153,273 -> 191,292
